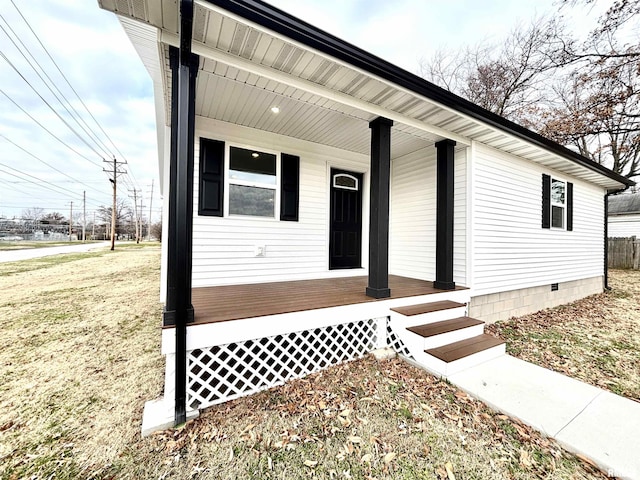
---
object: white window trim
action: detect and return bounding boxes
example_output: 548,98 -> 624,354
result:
224,143 -> 281,220
550,177 -> 566,230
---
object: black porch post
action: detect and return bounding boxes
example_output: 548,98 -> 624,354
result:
434,139 -> 456,291
163,46 -> 179,326
366,117 -> 393,299
173,0 -> 197,426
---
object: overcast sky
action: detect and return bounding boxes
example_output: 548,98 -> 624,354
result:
0,0 -> 605,221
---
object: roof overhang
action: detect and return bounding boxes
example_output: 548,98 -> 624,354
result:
99,0 -> 634,191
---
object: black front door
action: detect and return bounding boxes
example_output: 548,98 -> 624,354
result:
329,168 -> 363,269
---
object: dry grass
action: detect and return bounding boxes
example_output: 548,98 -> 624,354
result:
0,246 -> 164,479
487,269 -> 640,401
0,246 -> 609,479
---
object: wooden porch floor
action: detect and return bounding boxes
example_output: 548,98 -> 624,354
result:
191,275 -> 466,325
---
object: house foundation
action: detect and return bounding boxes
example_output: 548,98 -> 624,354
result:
469,276 -> 604,323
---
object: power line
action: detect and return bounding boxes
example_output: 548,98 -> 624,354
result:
0,15 -> 114,159
0,162 -> 106,208
0,88 -> 102,168
0,133 -> 111,200
0,51 -> 108,161
9,0 -> 142,190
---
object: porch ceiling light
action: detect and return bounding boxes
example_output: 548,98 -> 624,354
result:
270,106 -> 280,114
251,152 -> 259,158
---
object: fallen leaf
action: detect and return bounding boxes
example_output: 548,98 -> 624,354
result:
383,452 -> 396,464
240,423 -> 255,434
445,461 -> 456,480
348,436 -> 362,444
361,453 -> 372,463
305,459 -> 318,467
519,449 -> 532,467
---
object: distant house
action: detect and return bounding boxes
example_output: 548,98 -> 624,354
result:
99,0 -> 633,435
608,193 -> 640,238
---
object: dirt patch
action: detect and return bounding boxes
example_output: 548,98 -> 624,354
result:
0,247 -> 608,479
487,269 -> 640,401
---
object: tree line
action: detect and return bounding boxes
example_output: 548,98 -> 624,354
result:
10,199 -> 162,241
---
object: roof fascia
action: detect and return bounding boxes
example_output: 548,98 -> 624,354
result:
202,0 -> 634,188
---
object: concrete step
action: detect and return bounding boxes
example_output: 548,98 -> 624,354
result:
407,316 -> 485,349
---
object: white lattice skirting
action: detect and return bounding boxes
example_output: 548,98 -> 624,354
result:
386,318 -> 414,360
187,318 -> 379,410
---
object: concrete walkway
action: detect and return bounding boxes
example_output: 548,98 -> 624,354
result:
0,241 -> 110,263
448,355 -> 640,480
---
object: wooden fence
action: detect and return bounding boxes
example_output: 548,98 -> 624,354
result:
608,237 -> 640,269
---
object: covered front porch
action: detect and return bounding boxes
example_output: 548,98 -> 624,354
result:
189,275 -> 467,325
103,0 -> 473,432
157,276 -> 473,420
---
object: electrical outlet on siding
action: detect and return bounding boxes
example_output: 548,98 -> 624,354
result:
254,245 -> 266,257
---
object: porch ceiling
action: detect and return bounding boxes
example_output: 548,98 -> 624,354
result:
101,0 -> 630,189
194,57 -> 437,157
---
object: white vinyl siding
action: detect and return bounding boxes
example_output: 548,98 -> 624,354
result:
389,146 -> 466,285
609,214 -> 640,238
453,148 -> 466,284
390,148 -> 435,281
191,117 -> 369,287
472,143 -> 605,296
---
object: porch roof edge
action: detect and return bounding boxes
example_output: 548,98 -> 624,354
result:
203,0 -> 634,189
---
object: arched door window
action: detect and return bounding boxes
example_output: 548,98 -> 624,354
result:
332,173 -> 358,191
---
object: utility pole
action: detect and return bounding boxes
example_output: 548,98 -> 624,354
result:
129,188 -> 140,243
68,201 -> 73,241
82,191 -> 86,242
103,157 -> 126,251
138,197 -> 145,243
148,179 -> 154,241
92,211 -> 95,240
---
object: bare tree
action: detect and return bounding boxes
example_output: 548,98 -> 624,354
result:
150,221 -> 162,242
97,198 -> 134,239
419,16 -> 566,124
419,2 -> 639,179
41,212 -> 66,224
541,0 -> 640,178
20,207 -> 45,228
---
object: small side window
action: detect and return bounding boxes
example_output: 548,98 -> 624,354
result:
551,178 -> 565,229
542,173 -> 573,231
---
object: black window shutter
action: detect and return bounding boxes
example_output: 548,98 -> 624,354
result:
567,182 -> 573,231
199,138 -> 225,216
280,153 -> 300,221
542,174 -> 551,229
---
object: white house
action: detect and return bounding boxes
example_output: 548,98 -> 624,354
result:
608,193 -> 640,238
98,0 -> 633,435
